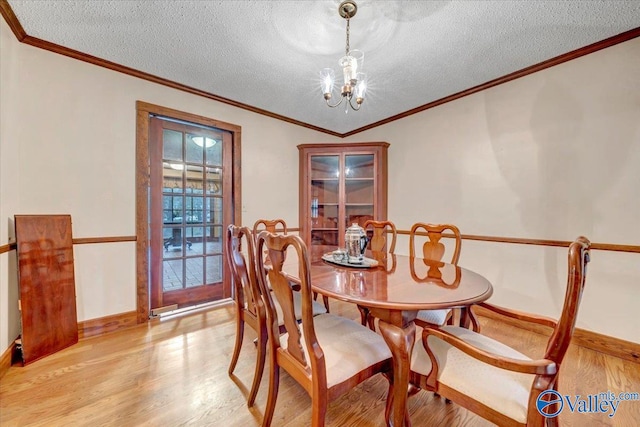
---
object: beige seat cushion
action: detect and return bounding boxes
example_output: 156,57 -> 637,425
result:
415,309 -> 450,326
280,313 -> 391,388
272,290 -> 327,327
411,325 -> 535,424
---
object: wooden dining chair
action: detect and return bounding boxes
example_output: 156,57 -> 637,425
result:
226,225 -> 326,407
252,218 -> 287,237
359,220 -> 398,328
408,236 -> 591,427
252,218 -> 287,264
409,222 -> 465,328
364,219 -> 397,254
255,231 -> 394,427
253,218 -> 331,312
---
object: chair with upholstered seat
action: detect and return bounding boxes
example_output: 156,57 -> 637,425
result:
255,231 -> 394,427
226,225 -> 326,407
359,220 -> 398,328
408,236 -> 591,427
409,223 -> 469,328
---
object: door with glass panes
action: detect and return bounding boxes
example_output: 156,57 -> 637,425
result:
149,117 -> 232,310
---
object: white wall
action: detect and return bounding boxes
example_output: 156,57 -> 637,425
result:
0,17 -> 338,353
347,38 -> 640,342
2,16 -> 639,357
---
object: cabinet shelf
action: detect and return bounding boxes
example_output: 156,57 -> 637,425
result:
299,142 -> 389,248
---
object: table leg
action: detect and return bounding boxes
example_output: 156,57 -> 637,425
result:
378,319 -> 415,427
459,306 -> 481,331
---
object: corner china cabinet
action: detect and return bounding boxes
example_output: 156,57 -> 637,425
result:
298,142 -> 389,249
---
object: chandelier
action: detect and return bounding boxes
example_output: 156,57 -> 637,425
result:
320,0 -> 367,111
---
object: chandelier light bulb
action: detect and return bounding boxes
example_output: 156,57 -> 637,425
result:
321,68 -> 336,98
340,55 -> 357,85
354,72 -> 367,102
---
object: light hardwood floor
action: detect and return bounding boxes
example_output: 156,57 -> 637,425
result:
1,300 -> 638,426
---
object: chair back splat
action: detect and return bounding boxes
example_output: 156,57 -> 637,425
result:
409,223 -> 463,328
409,222 -> 461,264
252,218 -> 287,239
364,220 -> 397,254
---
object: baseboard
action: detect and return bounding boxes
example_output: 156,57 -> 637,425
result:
473,305 -> 640,364
0,311 -> 138,377
78,310 -> 139,339
0,340 -> 16,380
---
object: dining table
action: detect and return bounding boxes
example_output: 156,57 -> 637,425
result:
287,248 -> 494,427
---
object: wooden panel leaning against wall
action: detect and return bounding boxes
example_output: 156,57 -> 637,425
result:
0,230 -> 638,381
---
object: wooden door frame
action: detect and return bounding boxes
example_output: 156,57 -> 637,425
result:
136,101 -> 242,323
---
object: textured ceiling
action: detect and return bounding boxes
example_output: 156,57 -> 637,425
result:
6,0 -> 640,135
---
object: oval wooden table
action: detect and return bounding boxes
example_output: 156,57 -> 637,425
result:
294,250 -> 493,427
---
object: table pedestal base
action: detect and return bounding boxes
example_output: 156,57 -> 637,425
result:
378,319 -> 415,427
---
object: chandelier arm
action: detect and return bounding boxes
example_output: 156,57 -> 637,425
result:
347,96 -> 362,111
325,96 -> 345,108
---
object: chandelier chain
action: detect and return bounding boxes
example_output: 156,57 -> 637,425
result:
345,18 -> 350,56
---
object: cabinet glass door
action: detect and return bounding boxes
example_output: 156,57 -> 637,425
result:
310,155 -> 340,246
344,154 -> 375,229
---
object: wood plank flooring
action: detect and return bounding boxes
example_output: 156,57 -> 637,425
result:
1,300 -> 638,426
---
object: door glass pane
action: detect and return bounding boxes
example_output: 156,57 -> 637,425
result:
185,258 -> 204,288
186,166 -> 204,194
312,180 -> 338,204
163,130 -> 183,161
345,180 -> 374,204
206,197 -> 223,224
205,139 -> 223,166
345,154 -> 374,178
162,196 -> 173,223
170,196 -> 184,223
163,226 -> 185,256
346,205 -> 374,228
163,259 -> 183,291
163,163 -> 183,193
314,204 -> 338,229
206,167 -> 222,195
206,255 -> 223,284
311,230 -> 338,246
186,133 -> 204,163
204,225 -> 223,255
186,196 -> 204,224
311,155 -> 339,179
185,226 -> 204,254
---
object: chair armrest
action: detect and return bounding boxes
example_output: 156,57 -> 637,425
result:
422,327 -> 557,376
477,302 -> 557,329
282,272 -> 302,291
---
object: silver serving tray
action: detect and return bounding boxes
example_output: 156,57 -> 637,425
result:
321,253 -> 379,268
